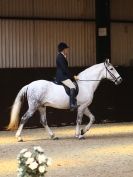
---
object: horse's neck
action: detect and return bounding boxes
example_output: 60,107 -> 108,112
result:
78,63 -> 104,92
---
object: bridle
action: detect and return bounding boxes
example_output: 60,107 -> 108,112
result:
104,62 -> 121,84
78,62 -> 121,83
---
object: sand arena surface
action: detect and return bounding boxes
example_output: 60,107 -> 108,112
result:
0,122 -> 133,177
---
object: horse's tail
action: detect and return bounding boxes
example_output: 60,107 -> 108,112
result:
7,85 -> 28,130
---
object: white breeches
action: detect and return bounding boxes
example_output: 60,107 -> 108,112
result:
62,79 -> 76,89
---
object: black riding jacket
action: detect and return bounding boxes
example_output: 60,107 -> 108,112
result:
55,53 -> 73,83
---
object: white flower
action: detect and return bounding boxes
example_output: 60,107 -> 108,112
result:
26,157 -> 34,165
17,167 -> 23,177
20,148 -> 28,154
34,146 -> 44,153
17,154 -> 21,160
39,166 -> 46,173
17,171 -> 23,177
18,160 -> 21,164
37,154 -> 47,164
23,151 -> 32,158
47,158 -> 52,166
18,168 -> 23,172
17,146 -> 50,176
29,161 -> 38,170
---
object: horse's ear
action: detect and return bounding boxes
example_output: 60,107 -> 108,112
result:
105,58 -> 110,65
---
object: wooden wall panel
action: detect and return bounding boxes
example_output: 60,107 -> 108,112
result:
111,23 -> 133,66
0,0 -> 95,19
0,19 -> 96,68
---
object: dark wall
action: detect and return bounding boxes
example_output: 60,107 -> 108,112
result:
95,0 -> 111,62
0,66 -> 132,130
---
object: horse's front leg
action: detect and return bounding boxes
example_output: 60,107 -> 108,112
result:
81,107 -> 95,136
75,106 -> 84,139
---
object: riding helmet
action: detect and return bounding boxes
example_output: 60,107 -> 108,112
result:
58,42 -> 69,52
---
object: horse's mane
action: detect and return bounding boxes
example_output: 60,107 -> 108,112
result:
78,63 -> 103,79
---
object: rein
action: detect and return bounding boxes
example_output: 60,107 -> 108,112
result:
78,79 -> 101,81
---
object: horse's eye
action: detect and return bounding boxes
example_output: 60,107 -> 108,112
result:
110,68 -> 113,70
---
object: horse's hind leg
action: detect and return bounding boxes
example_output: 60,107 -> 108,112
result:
39,107 -> 58,140
16,106 -> 37,142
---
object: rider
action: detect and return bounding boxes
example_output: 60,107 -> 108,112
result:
55,42 -> 79,111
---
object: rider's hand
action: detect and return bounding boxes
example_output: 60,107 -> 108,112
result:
74,75 -> 79,80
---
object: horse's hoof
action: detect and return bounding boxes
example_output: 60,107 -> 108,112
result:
50,135 -> 59,140
17,137 -> 23,142
78,135 -> 85,140
75,135 -> 80,138
53,137 -> 59,140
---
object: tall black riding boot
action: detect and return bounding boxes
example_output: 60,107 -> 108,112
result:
70,88 -> 77,111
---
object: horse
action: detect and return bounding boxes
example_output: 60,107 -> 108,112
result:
7,59 -> 122,142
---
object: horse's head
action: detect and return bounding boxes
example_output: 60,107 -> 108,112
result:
104,59 -> 122,85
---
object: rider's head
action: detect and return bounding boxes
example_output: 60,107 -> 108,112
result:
58,42 -> 69,56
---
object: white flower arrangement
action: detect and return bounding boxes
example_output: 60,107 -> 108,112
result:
17,146 -> 52,177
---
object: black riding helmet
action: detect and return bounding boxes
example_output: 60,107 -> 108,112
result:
58,42 -> 69,52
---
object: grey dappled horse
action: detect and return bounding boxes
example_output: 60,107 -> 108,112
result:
7,59 -> 122,141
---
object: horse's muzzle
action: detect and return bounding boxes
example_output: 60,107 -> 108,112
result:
115,77 -> 122,85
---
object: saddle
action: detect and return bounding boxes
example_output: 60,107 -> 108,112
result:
53,80 -> 79,97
